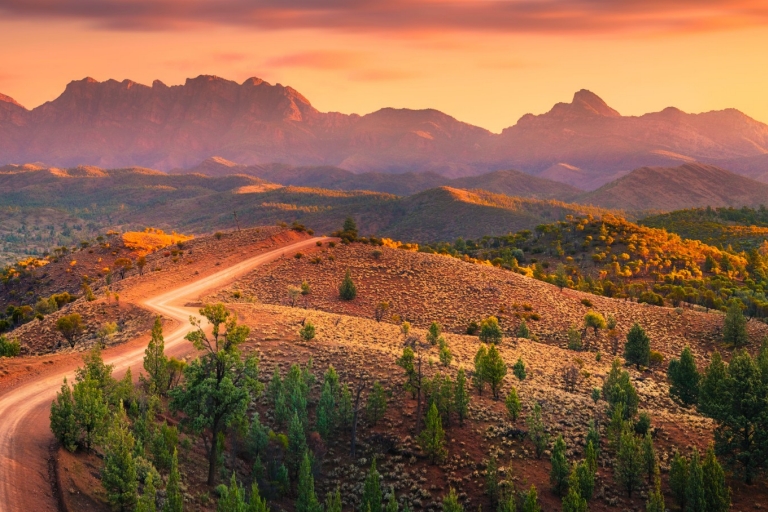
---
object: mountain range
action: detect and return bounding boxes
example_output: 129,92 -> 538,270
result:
2,76 -> 768,189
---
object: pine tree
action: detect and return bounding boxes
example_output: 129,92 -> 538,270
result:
247,482 -> 269,512
366,381 -> 388,425
702,445 -> 731,512
485,455 -> 499,505
645,472 -> 665,512
479,316 -> 503,344
339,269 -> 357,300
268,366 -> 283,405
576,454 -> 595,501
420,403 -> 447,463
218,473 -> 247,512
513,358 -> 526,380
484,344 -> 507,399
288,411 -> 308,476
669,450 -> 688,511
641,432 -> 657,484
585,421 -> 600,459
497,490 -> 516,512
505,387 -> 521,422
624,323 -> 651,369
550,435 -> 569,496
142,317 -> 169,395
439,340 -> 453,367
723,301 -> 748,347
163,448 -> 183,512
615,427 -> 642,498
296,452 -> 322,512
72,375 -> 109,450
362,458 -> 383,512
520,485 -> 541,512
427,321 -> 443,345
686,449 -> 706,511
668,345 -> 700,406
516,320 -> 530,339
527,403 -> 549,459
454,368 -> 469,426
442,488 -> 463,512
385,489 -> 398,512
102,406 -> 138,511
50,377 -> 78,452
325,489 -> 342,512
561,467 -> 587,512
136,472 -> 157,512
316,381 -> 336,441
473,345 -> 488,395
247,412 -> 269,458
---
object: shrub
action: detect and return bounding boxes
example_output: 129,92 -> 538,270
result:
299,322 -> 316,341
581,298 -> 593,307
0,335 -> 20,357
466,321 -> 479,335
649,350 -> 664,367
667,346 -> 699,406
567,325 -> 582,351
214,231 -> 223,240
338,270 -> 357,300
372,249 -> 383,260
479,316 -> 503,344
294,252 -> 304,259
624,323 -> 651,369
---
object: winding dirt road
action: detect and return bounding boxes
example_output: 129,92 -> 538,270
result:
0,237 -> 326,511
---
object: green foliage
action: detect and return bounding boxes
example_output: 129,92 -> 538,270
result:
615,427 -> 643,498
520,485 -> 541,512
136,471 -> 157,512
102,407 -> 138,511
583,311 -> 606,336
513,358 -> 526,380
669,450 -> 689,511
645,475 -> 665,512
163,448 -> 183,512
549,435 -> 569,496
516,320 -> 530,339
526,403 -> 549,459
641,432 -> 656,484
72,375 -> 110,450
296,452 -> 322,512
247,412 -> 269,458
339,269 -> 357,300
505,387 -> 521,422
667,345 -> 700,406
299,321 -> 316,341
316,382 -> 336,441
623,323 -> 650,368
702,445 -> 731,512
686,449 -> 706,512
485,454 -> 499,505
325,489 -> 342,512
0,335 -> 20,357
362,458 -> 383,512
454,368 -> 470,426
567,326 -> 582,351
473,345 -> 488,395
366,380 -> 388,425
577,445 -> 596,501
420,403 -> 447,463
442,488 -> 463,512
149,421 -> 178,473
50,377 -> 78,452
56,313 -> 83,348
397,346 -> 418,398
590,387 -> 600,404
483,344 -> 507,399
634,411 -> 651,436
497,489 -> 516,512
287,412 -> 308,476
438,339 -> 453,367
479,316 -> 503,345
602,358 -> 638,420
723,301 -> 749,347
169,303 -> 261,486
427,321 -> 443,345
385,489 -> 398,512
561,468 -> 587,512
141,317 -> 169,395
585,421 -> 600,459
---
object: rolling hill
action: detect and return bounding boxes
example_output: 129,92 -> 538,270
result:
3,77 -> 768,186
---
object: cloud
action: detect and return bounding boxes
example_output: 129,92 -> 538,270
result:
264,51 -> 365,70
0,0 -> 767,35
348,69 -> 418,81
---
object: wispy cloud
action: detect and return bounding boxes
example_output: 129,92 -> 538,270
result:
1,0 -> 767,35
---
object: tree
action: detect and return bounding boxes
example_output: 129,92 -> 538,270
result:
102,409 -> 138,511
325,489 -> 342,512
316,382 -> 336,441
561,468 -> 587,512
142,317 -> 169,395
169,304 -> 261,486
473,345 -> 488,395
567,325 -> 582,351
513,358 -> 526,380
72,375 -> 109,450
516,320 -> 530,339
686,449 -> 706,512
385,489 -> 398,512
113,258 -> 133,279
362,458 -> 383,512
554,264 -> 570,290
339,269 -> 357,300
550,435 -> 569,496
669,450 -> 689,511
299,321 -> 316,341
217,473 -> 247,512
667,345 -> 700,406
442,488 -> 463,512
479,316 -> 503,344
50,377 -> 79,452
288,411 -> 308,476
366,380 -> 388,425
602,358 -> 638,420
646,473 -> 665,512
723,301 -> 748,347
583,311 -> 606,338
427,321 -> 443,345
136,255 -> 147,276
483,344 -> 507,399
641,432 -> 657,484
520,486 -> 541,512
56,313 -> 83,348
296,452 -> 322,512
96,322 -> 118,348
615,427 -> 642,498
163,448 -> 183,512
485,454 -> 499,505
624,323 -> 650,369
454,368 -> 469,426
420,403 -> 447,463
702,445 -> 731,512
505,387 -> 521,422
497,489 -> 516,512
438,339 -> 452,367
136,472 -> 157,512
527,403 -> 549,459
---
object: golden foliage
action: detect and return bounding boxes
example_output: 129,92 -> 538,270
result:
122,228 -> 193,255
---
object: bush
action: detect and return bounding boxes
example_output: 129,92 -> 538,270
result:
466,321 -> 479,335
479,316 -> 503,344
338,270 -> 357,300
624,323 -> 651,369
0,335 -> 20,357
581,298 -> 593,308
372,249 -> 382,260
299,322 -> 316,341
649,350 -> 664,367
634,412 -> 652,436
294,252 -> 304,259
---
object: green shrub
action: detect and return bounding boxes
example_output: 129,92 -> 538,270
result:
0,335 -> 20,357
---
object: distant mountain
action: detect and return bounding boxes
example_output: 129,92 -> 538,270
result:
179,157 -> 582,199
2,78 -> 768,187
577,163 -> 768,211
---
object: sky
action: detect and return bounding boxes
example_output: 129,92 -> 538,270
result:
1,0 -> 768,133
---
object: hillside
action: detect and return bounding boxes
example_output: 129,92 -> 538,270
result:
577,163 -> 768,211
3,78 -> 768,184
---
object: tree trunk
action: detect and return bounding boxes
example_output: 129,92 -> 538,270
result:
415,356 -> 423,436
350,381 -> 365,458
208,428 -> 218,486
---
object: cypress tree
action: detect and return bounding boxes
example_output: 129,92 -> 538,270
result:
420,403 -> 447,463
505,387 -> 521,422
624,323 -> 650,369
520,485 -> 541,512
686,449 -> 706,512
325,489 -> 342,512
667,345 -> 700,406
385,489 -> 398,512
550,435 -> 569,496
723,301 -> 748,347
702,446 -> 731,512
442,488 -> 463,512
316,381 -> 336,441
247,482 -> 269,512
102,406 -> 138,511
163,448 -> 183,512
454,368 -> 469,426
362,458 -> 383,512
339,269 -> 357,300
296,452 -> 322,512
669,450 -> 689,511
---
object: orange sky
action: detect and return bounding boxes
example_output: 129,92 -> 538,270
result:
1,1 -> 768,132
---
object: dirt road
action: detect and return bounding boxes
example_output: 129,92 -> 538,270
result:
0,237 -> 326,511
